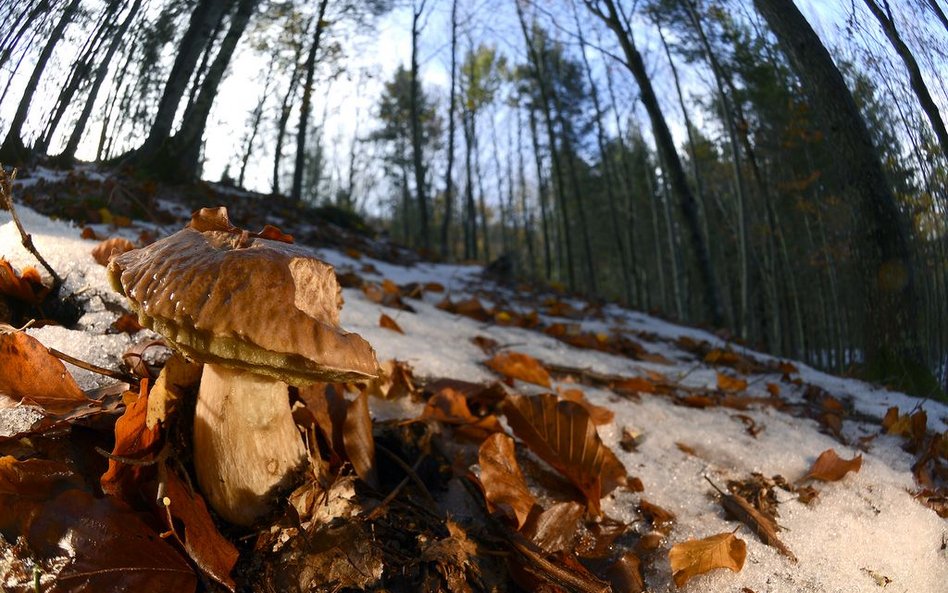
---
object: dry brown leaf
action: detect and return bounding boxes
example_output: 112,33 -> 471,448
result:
485,351 -> 552,388
559,387 -> 614,425
92,236 -> 136,265
163,468 -> 238,591
111,312 -> 144,333
501,393 -> 627,515
0,259 -> 48,305
342,389 -> 378,488
379,313 -> 404,334
471,335 -> 500,355
523,501 -> 584,553
717,372 -> 748,392
668,532 -> 747,587
477,433 -> 537,528
638,498 -> 676,532
421,387 -> 505,442
101,380 -> 161,500
708,479 -> 796,561
804,449 -> 862,482
612,376 -> 656,395
0,325 -> 89,414
146,354 -> 202,430
603,552 -> 645,593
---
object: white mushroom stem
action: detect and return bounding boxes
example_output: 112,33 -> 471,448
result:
193,363 -> 306,526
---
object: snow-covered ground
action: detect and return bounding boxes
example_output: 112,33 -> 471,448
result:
2,203 -> 946,593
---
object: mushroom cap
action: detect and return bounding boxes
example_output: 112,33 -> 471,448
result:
107,208 -> 379,384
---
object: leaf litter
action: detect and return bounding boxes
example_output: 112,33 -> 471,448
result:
0,193 -> 946,592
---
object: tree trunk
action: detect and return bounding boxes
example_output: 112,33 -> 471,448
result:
409,0 -> 430,250
528,106 -> 553,280
462,105 -> 477,260
134,0 -> 229,160
755,0 -> 925,390
237,57 -> 275,188
0,0 -> 81,163
0,0 -> 51,72
60,0 -> 142,163
271,28 -> 307,195
585,0 -> 722,325
862,0 -> 948,157
440,0 -> 458,258
516,106 -> 538,277
291,0 -> 330,202
575,5 -> 630,302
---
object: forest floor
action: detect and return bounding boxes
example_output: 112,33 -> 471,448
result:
1,165 -> 946,593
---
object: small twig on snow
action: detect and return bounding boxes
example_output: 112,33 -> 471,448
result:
0,167 -> 63,291
48,346 -> 137,383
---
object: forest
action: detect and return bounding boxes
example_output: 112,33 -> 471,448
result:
1,0 -> 947,395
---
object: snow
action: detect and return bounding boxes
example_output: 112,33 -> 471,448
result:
2,203 -> 946,593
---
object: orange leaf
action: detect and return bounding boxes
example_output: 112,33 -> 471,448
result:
0,326 -> 89,414
669,532 -> 746,587
379,313 -> 404,334
163,469 -> 238,591
421,387 -> 505,442
613,376 -> 656,394
716,372 -> 748,392
0,259 -> 49,304
485,352 -> 551,388
381,278 -> 400,294
804,449 -> 862,482
91,237 -> 135,266
343,390 -> 378,489
101,380 -> 161,500
477,433 -> 537,528
501,393 -> 627,515
559,388 -> 614,425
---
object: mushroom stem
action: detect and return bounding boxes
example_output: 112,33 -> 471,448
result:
193,363 -> 306,525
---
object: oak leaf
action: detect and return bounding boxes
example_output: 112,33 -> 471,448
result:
668,532 -> 746,587
501,393 -> 627,515
804,449 -> 862,482
485,352 -> 551,388
477,433 -> 537,528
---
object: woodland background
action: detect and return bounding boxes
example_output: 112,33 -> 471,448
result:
1,0 -> 947,397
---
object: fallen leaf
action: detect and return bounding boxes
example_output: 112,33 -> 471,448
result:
111,312 -> 144,333
471,335 -> 500,355
522,501 -> 584,553
25,488 -> 197,592
477,433 -> 537,528
501,393 -> 627,515
163,468 -> 238,591
619,426 -> 643,452
419,519 -> 478,593
91,236 -> 135,265
707,478 -> 796,561
668,531 -> 746,587
612,376 -> 656,395
146,353 -> 201,430
0,325 -> 89,414
0,259 -> 48,305
717,372 -> 748,392
422,387 -> 505,442
559,388 -> 614,425
101,380 -> 161,501
603,552 -> 645,593
342,389 -> 378,488
379,313 -> 404,334
485,352 -> 551,388
0,456 -> 83,535
804,449 -> 862,482
638,498 -> 676,532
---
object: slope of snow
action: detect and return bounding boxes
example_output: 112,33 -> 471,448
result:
2,204 -> 946,593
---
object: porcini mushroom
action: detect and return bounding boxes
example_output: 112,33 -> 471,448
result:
107,207 -> 378,525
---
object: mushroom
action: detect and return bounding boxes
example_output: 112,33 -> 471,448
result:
107,207 -> 378,525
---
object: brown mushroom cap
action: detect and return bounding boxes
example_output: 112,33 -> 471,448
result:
107,209 -> 379,384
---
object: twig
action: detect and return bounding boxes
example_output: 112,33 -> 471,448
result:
48,347 -> 137,383
0,167 -> 63,291
375,444 -> 438,510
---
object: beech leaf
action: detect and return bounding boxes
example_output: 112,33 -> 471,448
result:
101,381 -> 161,500
342,389 -> 378,488
163,468 -> 238,591
716,372 -> 748,392
501,393 -> 627,515
707,478 -> 796,562
559,387 -> 614,425
91,236 -> 135,265
379,313 -> 404,334
804,449 -> 862,482
422,386 -> 505,442
485,351 -> 552,388
25,489 -> 196,592
0,326 -> 88,414
669,532 -> 747,587
477,433 -> 537,528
